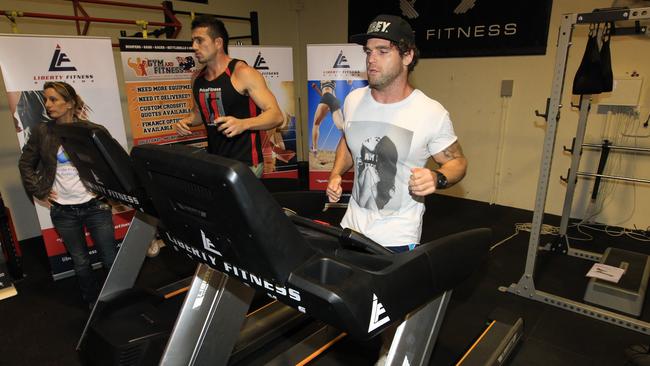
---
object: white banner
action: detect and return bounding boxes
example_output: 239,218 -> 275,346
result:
307,44 -> 367,81
0,34 -> 132,278
230,46 -> 298,178
306,44 -> 367,190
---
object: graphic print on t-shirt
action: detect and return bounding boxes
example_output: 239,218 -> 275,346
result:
55,146 -> 82,183
347,121 -> 412,215
53,145 -> 94,204
56,148 -> 70,164
198,87 -> 225,125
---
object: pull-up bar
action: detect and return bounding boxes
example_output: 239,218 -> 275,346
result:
0,0 -> 181,38
576,171 -> 650,185
582,142 -> 650,153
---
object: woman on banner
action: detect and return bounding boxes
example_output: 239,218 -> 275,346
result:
310,80 -> 345,156
18,81 -> 117,309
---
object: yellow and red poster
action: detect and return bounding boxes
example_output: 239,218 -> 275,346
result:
119,38 -> 203,146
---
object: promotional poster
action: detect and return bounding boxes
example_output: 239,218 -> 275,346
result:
119,38 -> 202,146
230,46 -> 298,178
307,44 -> 368,190
0,34 -> 133,279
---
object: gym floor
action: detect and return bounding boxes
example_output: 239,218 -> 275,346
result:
1,193 -> 649,365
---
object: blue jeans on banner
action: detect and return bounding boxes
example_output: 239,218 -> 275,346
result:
50,198 -> 117,304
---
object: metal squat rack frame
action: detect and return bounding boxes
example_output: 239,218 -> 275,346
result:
500,7 -> 650,335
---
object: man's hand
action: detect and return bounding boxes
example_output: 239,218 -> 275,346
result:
326,174 -> 343,202
175,117 -> 194,136
216,116 -> 248,138
408,167 -> 437,196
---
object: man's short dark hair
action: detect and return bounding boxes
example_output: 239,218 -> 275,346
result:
191,15 -> 230,54
394,39 -> 419,73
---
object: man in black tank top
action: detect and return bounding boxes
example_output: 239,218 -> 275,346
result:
175,15 -> 284,177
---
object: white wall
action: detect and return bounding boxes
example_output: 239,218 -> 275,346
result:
1,0 -> 649,241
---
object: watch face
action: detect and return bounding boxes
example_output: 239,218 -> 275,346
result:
436,171 -> 448,189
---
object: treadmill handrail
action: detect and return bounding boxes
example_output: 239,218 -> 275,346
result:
284,209 -> 391,255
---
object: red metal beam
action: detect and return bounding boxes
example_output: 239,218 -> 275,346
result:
72,0 -> 90,35
0,1 -> 182,38
0,10 -> 177,27
69,0 -> 168,11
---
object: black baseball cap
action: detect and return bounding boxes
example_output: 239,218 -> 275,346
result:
350,14 -> 415,45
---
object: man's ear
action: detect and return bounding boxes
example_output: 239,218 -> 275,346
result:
402,49 -> 414,67
214,37 -> 223,50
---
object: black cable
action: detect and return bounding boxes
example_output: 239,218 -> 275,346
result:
625,344 -> 650,366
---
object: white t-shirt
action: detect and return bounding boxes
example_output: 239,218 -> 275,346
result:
52,146 -> 95,205
340,87 -> 458,247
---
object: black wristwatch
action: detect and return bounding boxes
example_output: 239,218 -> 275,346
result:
433,170 -> 448,189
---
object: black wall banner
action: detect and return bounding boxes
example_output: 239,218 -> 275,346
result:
348,0 -> 553,58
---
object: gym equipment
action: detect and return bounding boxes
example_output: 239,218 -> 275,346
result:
584,248 -> 650,317
502,6 -> 650,335
131,143 -> 491,365
54,123 -> 316,365
56,122 -> 492,365
456,310 -> 524,366
0,192 -> 19,300
0,192 -> 22,281
53,123 -> 186,359
0,235 -> 17,300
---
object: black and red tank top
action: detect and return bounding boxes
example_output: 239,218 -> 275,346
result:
192,58 -> 262,166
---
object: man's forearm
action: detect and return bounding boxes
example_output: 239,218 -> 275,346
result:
433,141 -> 467,187
329,136 -> 353,178
437,157 -> 467,186
179,110 -> 201,127
187,110 -> 202,126
241,107 -> 284,131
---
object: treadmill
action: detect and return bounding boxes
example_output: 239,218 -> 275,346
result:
56,122 -> 492,365
131,143 -> 492,365
54,123 -> 310,365
53,122 -> 177,363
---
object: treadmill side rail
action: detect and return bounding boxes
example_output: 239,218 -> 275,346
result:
386,291 -> 453,366
160,264 -> 254,366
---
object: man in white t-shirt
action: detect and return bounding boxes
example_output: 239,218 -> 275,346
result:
326,14 -> 468,253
